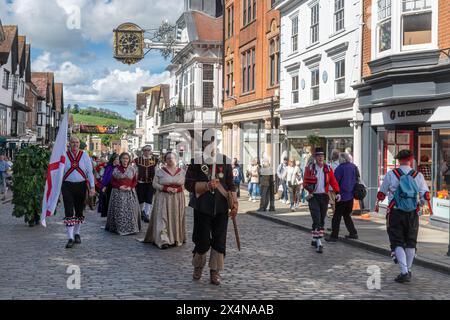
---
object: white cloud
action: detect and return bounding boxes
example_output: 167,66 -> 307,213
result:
1,0 -> 184,50
65,67 -> 170,104
31,52 -> 86,85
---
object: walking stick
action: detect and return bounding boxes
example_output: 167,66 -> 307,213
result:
232,215 -> 241,251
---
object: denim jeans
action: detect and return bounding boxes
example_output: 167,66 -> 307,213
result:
248,182 -> 259,199
281,181 -> 288,201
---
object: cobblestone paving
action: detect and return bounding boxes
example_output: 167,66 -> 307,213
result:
1,200 -> 450,300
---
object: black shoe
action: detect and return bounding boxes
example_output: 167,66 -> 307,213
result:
394,273 -> 411,283
345,234 -> 359,240
325,236 -> 338,242
161,244 -> 169,250
316,246 -> 323,254
65,239 -> 74,249
141,211 -> 149,223
269,207 -> 276,212
74,234 -> 81,244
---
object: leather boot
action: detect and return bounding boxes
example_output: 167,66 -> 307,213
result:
210,270 -> 221,286
192,253 -> 207,280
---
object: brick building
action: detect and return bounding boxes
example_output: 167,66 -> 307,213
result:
354,0 -> 450,224
222,0 -> 281,171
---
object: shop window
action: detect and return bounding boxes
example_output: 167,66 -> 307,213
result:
432,129 -> 450,221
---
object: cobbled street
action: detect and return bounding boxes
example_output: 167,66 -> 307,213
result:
1,200 -> 450,300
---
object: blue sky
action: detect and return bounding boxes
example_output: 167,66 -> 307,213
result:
1,0 -> 184,119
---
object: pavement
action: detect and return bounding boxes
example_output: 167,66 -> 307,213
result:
240,194 -> 450,274
2,191 -> 450,300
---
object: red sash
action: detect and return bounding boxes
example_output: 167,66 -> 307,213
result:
63,151 -> 87,182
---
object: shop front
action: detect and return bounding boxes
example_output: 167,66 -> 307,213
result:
286,124 -> 354,165
368,99 -> 450,224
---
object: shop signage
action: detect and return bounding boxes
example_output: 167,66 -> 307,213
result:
389,108 -> 435,121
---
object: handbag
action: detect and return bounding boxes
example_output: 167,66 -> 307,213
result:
353,166 -> 367,200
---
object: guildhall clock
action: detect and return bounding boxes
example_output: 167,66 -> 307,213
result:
113,23 -> 145,65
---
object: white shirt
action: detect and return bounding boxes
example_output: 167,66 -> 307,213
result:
64,150 -> 95,188
314,165 -> 326,194
379,165 -> 429,203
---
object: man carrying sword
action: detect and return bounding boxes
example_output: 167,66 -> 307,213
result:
185,136 -> 239,286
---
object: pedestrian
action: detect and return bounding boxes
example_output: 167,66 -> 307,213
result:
376,150 -> 430,283
328,149 -> 340,217
258,158 -> 275,212
247,158 -> 260,202
143,152 -> 186,249
303,147 -> 341,254
61,137 -> 96,249
277,157 -> 289,204
184,137 -> 238,285
325,152 -> 359,242
134,145 -> 159,223
0,154 -> 11,200
286,160 -> 299,211
98,153 -> 119,218
294,160 -> 304,208
232,158 -> 244,198
105,152 -> 141,236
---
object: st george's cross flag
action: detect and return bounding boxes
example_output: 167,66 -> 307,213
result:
41,110 -> 69,227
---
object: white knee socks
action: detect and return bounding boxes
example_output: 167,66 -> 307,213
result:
143,203 -> 151,216
74,224 -> 81,236
395,247 -> 409,274
405,248 -> 416,271
67,226 -> 74,240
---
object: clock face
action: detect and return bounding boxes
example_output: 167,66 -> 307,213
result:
118,33 -> 140,55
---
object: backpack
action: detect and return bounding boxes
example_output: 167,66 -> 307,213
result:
392,169 -> 419,212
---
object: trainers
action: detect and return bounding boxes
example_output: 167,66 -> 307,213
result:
65,239 -> 74,249
210,270 -> 221,286
74,234 -> 81,244
394,273 -> 410,283
316,246 -> 323,254
193,267 -> 203,280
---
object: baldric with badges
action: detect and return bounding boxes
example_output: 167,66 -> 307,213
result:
135,155 -> 158,184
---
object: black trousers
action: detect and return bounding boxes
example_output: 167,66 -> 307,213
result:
100,185 -> 112,218
62,181 -> 87,225
192,209 -> 229,256
259,184 -> 275,211
136,183 -> 154,204
235,183 -> 241,198
331,199 -> 358,238
387,209 -> 419,249
308,193 -> 329,238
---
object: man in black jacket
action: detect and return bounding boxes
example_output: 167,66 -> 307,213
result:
185,138 -> 238,285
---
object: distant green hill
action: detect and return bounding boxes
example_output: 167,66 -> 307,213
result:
72,113 -> 134,129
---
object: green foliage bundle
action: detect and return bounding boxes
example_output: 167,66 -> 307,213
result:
12,145 -> 51,226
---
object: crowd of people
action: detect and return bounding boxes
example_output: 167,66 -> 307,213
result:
0,154 -> 13,201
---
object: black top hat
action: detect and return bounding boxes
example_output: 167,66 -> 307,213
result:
314,147 -> 325,156
395,149 -> 414,160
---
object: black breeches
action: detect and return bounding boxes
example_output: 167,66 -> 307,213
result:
192,210 -> 229,256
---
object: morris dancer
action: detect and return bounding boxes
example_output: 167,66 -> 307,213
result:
303,147 -> 341,254
376,150 -> 429,283
62,137 -> 95,249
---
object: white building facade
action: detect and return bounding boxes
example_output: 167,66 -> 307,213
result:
276,0 -> 363,166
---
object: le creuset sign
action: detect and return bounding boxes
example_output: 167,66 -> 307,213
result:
389,108 -> 435,121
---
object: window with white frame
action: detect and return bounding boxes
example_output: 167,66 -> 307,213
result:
402,0 -> 432,47
291,16 -> 298,53
183,72 -> 188,107
202,64 -> 214,108
335,59 -> 345,95
334,0 -> 345,32
292,75 -> 299,104
2,70 -> 9,89
0,106 -> 6,135
311,68 -> 320,101
310,4 -> 319,44
377,0 -> 392,53
189,67 -> 195,106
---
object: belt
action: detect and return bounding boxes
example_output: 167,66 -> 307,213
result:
138,180 -> 153,184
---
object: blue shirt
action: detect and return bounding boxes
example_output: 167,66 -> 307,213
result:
0,160 -> 10,173
334,162 -> 358,202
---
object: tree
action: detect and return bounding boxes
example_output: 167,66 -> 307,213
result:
12,145 -> 51,226
72,104 -> 80,114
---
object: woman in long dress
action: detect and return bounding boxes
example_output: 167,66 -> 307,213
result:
143,152 -> 186,249
105,153 -> 141,235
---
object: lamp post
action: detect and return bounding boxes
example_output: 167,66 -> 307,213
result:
271,89 -> 279,203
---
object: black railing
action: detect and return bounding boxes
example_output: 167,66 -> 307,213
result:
160,106 -> 185,126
